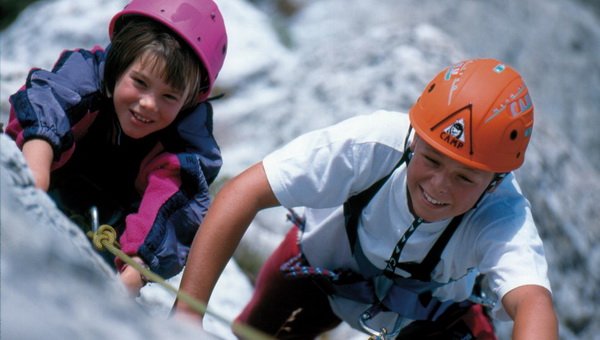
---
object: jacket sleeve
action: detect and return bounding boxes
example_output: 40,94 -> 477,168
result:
5,47 -> 106,168
118,103 -> 222,278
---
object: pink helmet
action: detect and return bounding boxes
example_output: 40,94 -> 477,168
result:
109,0 -> 228,101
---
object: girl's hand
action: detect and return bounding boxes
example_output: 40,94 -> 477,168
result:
119,256 -> 148,296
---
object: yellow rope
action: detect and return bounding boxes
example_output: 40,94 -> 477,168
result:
88,224 -> 273,340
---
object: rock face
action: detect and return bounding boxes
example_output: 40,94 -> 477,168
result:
0,134 -> 216,339
1,0 -> 600,339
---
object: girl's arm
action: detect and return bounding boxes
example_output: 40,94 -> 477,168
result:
6,47 -> 106,169
22,139 -> 53,191
173,162 -> 279,321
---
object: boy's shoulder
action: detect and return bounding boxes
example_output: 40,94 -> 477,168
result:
329,110 -> 411,143
466,174 -> 532,233
346,110 -> 409,125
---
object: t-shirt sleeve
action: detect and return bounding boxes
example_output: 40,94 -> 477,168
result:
475,178 -> 552,320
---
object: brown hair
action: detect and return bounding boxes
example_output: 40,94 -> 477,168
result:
104,17 -> 208,109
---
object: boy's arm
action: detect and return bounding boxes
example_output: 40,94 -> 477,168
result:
502,284 -> 558,340
22,139 -> 53,191
173,162 -> 279,321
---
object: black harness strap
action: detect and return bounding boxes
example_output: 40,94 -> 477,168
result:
395,214 -> 464,281
343,152 -> 409,248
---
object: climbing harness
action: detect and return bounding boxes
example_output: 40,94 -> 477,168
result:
282,140 -> 488,338
343,149 -> 465,336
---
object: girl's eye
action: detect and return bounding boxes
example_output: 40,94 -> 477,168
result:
163,94 -> 180,102
133,77 -> 146,87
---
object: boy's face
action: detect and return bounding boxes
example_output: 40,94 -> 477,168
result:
406,137 -> 495,222
113,57 -> 186,139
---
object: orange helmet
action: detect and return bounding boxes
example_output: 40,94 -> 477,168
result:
409,59 -> 534,173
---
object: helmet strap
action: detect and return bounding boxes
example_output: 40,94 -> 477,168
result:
469,172 -> 508,211
486,173 -> 507,193
403,125 -> 415,163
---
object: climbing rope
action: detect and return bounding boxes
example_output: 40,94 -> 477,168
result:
87,224 -> 273,340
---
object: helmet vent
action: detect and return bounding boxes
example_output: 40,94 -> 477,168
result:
510,130 -> 518,140
211,12 -> 216,20
428,83 -> 436,93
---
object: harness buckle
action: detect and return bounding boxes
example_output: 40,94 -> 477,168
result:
360,312 -> 389,340
358,304 -> 407,340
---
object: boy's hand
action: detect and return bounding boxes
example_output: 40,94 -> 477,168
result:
171,304 -> 204,326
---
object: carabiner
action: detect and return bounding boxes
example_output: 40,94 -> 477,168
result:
89,206 -> 99,232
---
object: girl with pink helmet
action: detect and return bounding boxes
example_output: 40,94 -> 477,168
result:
5,0 -> 228,295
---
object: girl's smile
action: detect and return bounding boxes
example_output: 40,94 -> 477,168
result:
130,110 -> 153,124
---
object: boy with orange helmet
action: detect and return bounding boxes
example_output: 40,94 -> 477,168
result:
174,59 -> 557,339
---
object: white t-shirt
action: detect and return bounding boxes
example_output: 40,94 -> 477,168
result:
262,110 -> 550,330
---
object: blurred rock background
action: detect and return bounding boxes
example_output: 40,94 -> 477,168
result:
1,0 -> 599,339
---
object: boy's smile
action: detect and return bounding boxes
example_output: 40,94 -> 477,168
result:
406,137 -> 495,222
421,189 -> 450,207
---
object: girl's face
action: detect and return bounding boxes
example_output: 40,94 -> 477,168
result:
406,137 -> 495,222
112,57 -> 186,139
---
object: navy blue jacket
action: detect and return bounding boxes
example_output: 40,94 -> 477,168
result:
6,46 -> 222,278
